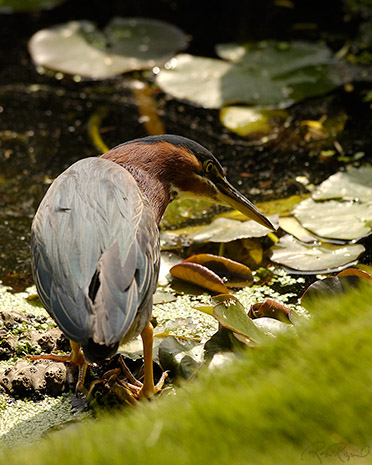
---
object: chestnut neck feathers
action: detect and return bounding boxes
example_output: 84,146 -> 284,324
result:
100,135 -> 207,224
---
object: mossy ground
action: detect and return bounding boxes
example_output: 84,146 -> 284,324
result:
2,283 -> 371,465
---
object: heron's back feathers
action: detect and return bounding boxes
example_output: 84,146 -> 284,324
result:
31,157 -> 159,361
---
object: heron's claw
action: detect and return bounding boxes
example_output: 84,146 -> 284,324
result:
28,341 -> 88,394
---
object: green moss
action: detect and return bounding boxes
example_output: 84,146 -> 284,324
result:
2,283 -> 372,464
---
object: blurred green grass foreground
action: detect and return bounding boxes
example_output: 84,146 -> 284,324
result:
2,284 -> 372,465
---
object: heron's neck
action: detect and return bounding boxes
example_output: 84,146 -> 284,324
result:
102,152 -> 171,224
121,164 -> 171,224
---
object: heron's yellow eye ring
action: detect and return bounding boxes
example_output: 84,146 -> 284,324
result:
205,161 -> 214,173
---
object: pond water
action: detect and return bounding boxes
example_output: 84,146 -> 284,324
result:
0,0 -> 371,284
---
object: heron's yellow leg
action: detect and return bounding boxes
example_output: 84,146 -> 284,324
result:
29,340 -> 88,392
139,322 -> 167,399
69,341 -> 88,392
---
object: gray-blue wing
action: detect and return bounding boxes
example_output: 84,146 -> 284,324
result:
31,157 -> 159,347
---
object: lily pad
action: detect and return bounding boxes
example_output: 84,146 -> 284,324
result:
270,234 -> 365,273
29,17 -> 188,79
312,166 -> 372,202
293,197 -> 372,241
190,216 -> 278,243
213,296 -> 264,345
158,252 -> 183,286
279,216 -> 318,243
216,40 -> 334,73
301,271 -> 372,310
220,106 -> 287,137
156,41 -> 351,108
161,197 -> 214,229
158,337 -> 204,379
252,317 -> 293,337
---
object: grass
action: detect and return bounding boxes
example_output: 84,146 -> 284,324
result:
3,283 -> 372,465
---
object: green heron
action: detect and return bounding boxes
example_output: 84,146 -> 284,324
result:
31,134 -> 275,399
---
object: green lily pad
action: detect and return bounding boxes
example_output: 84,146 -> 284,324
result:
156,41 -> 351,108
270,234 -> 365,273
252,317 -> 294,337
279,216 -> 318,243
29,18 -> 188,79
191,216 -> 278,243
213,296 -> 264,345
158,337 -> 204,379
293,197 -> 372,241
216,40 -> 333,73
220,106 -> 288,137
161,197 -> 214,229
312,166 -> 372,202
158,252 -> 183,286
301,274 -> 370,310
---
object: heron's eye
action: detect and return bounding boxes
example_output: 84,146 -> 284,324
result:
204,161 -> 214,174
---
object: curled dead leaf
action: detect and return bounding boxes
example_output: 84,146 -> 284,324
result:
170,262 -> 229,294
248,298 -> 293,323
185,253 -> 253,288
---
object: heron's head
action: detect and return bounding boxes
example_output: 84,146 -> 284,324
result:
103,134 -> 276,231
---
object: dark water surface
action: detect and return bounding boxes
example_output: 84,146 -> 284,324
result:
0,0 -> 371,289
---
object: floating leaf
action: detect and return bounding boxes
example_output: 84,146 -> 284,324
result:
208,352 -> 236,369
192,304 -> 215,316
158,252 -> 183,286
252,317 -> 293,337
279,216 -> 318,243
158,337 -> 204,379
153,291 -> 177,305
156,41 -> 351,108
204,326 -> 242,357
220,106 -> 287,137
337,268 -> 372,280
191,216 -> 278,243
301,273 -> 371,310
170,262 -> 229,294
156,54 -> 230,109
162,197 -> 214,229
312,166 -> 372,202
232,332 -> 258,346
293,197 -> 372,241
29,18 -> 188,78
185,254 -> 253,288
213,296 -> 264,345
216,40 -> 333,73
270,234 -> 365,273
248,298 -> 292,323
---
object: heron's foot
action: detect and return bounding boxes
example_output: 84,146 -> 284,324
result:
86,361 -> 168,404
118,353 -> 168,399
86,367 -> 139,406
28,341 -> 88,394
28,353 -> 71,363
138,370 -> 168,399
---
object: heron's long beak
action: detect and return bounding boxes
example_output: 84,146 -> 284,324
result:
215,178 -> 277,231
